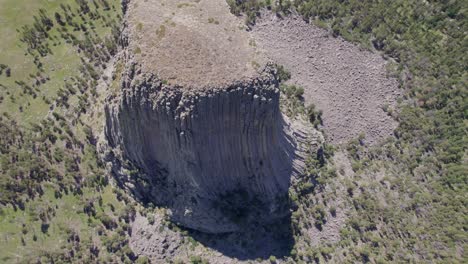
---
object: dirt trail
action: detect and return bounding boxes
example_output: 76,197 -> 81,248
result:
252,13 -> 401,145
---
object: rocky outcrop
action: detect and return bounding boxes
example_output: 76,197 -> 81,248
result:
103,59 -> 315,233
100,0 -> 318,233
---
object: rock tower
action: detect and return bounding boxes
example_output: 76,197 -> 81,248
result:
102,0 -> 313,233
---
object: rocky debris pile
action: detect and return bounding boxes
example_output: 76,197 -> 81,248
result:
252,14 -> 401,145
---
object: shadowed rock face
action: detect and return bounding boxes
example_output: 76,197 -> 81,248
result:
102,0 -> 312,233
104,62 -> 306,233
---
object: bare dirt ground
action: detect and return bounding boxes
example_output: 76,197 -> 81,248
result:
252,13 -> 401,145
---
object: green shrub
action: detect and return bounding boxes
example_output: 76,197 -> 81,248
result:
189,255 -> 209,264
269,255 -> 277,263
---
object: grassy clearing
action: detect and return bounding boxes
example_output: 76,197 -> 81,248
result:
0,0 -> 119,123
0,0 -> 75,121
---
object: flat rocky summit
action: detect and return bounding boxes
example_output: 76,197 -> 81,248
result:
127,0 -> 266,90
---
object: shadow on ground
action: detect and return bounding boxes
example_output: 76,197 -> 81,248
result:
185,215 -> 294,261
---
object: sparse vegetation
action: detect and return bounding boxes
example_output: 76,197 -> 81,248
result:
251,60 -> 260,69
156,25 -> 166,39
136,22 -> 143,31
189,255 -> 209,264
207,17 -> 220,24
279,84 -> 306,118
274,63 -> 291,82
177,2 -> 194,9
227,0 -> 292,25
134,46 -> 142,54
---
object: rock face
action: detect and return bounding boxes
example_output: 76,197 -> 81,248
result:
102,0 -> 313,233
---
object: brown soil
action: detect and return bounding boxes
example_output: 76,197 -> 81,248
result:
127,0 -> 267,90
252,13 -> 401,145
